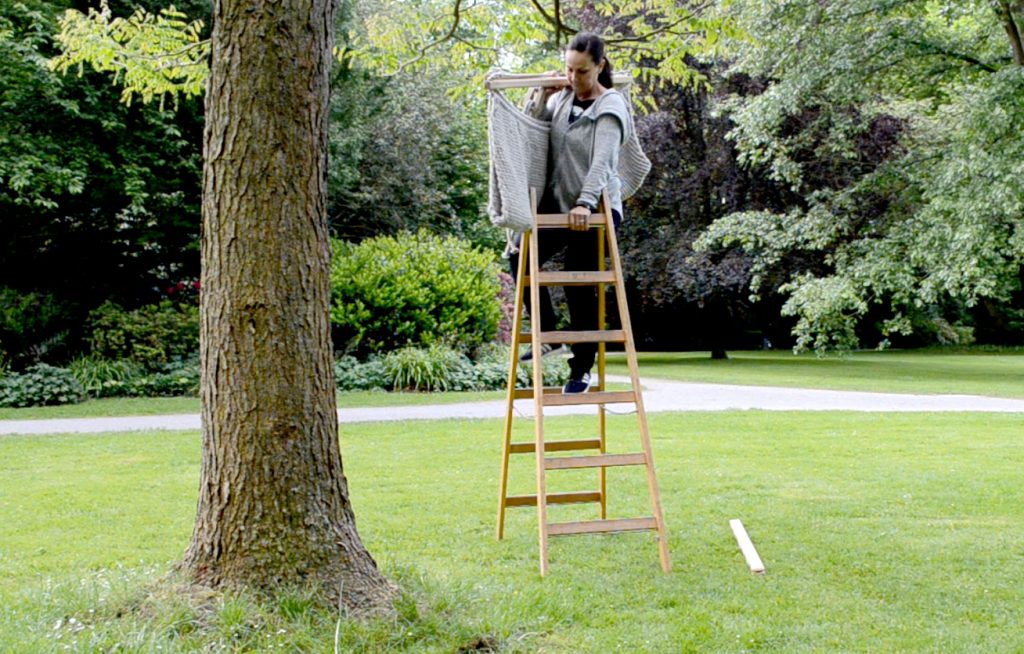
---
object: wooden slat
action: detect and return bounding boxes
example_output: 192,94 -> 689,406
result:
513,386 -> 565,399
509,438 -> 601,454
484,71 -> 633,90
519,330 -> 625,344
544,453 -> 646,470
523,271 -> 616,286
505,491 -> 602,507
543,390 -> 635,407
547,517 -> 657,536
534,214 -> 606,229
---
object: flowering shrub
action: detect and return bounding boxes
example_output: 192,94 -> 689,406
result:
495,271 -> 516,345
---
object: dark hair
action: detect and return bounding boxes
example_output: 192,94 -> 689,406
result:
568,32 -> 613,88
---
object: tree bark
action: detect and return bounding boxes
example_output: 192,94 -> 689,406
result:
182,0 -> 395,611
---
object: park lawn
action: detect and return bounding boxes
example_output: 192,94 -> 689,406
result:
2,411 -> 1023,652
607,348 -> 1024,399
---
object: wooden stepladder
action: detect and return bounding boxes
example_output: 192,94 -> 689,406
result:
496,189 -> 671,575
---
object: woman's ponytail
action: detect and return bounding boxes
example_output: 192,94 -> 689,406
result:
598,56 -> 613,88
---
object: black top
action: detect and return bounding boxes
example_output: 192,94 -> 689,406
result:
568,96 -> 595,124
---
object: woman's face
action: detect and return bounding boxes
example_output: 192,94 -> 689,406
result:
565,49 -> 604,98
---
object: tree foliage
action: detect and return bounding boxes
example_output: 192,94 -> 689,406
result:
697,0 -> 1024,352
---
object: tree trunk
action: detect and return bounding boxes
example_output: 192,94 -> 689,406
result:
997,1 -> 1024,65
182,0 -> 395,611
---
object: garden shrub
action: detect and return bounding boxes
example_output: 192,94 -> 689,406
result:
123,358 -> 201,397
332,344 -> 569,393
0,287 -> 68,365
381,344 -> 468,392
68,356 -> 145,398
329,231 -> 501,356
88,301 -> 199,369
334,356 -> 388,392
0,363 -> 85,407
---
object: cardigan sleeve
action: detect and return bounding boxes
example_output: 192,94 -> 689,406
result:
576,114 -> 623,210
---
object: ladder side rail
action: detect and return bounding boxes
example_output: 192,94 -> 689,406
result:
597,208 -> 608,520
602,191 -> 672,573
497,229 -> 530,540
528,189 -> 551,576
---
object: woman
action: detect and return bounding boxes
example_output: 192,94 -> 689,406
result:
512,32 -> 638,394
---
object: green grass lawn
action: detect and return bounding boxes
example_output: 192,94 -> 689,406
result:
3,411 -> 1023,652
606,348 -> 1024,398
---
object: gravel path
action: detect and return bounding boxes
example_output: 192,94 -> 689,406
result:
2,376 -> 1023,436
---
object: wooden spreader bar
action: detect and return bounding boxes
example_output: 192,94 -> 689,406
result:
544,453 -> 646,471
547,517 -> 658,537
496,189 -> 671,576
484,71 -> 634,91
519,330 -> 626,344
524,271 -> 617,286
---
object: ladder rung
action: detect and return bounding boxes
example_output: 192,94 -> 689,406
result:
513,386 -> 569,398
544,453 -> 646,470
548,517 -> 658,536
534,214 -> 607,229
524,271 -> 616,286
519,330 -> 626,344
509,438 -> 602,454
543,391 -> 635,406
505,491 -> 602,507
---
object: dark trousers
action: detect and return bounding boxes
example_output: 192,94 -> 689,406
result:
509,209 -> 622,379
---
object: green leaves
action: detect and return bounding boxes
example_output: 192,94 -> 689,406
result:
699,0 -> 1024,352
49,0 -> 209,108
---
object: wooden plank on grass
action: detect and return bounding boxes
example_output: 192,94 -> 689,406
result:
730,519 -> 765,574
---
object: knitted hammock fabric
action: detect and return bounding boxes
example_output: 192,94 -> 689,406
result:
486,86 -> 651,234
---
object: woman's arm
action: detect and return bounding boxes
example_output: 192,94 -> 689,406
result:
576,114 -> 623,210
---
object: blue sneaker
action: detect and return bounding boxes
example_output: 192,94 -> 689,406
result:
562,372 -> 592,394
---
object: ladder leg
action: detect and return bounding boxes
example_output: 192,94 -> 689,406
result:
529,225 -> 550,576
497,235 -> 530,540
604,194 -> 672,573
597,224 -> 607,520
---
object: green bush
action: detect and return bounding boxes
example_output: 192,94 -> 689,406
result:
334,356 -> 389,392
88,301 -> 199,369
333,344 -> 569,393
0,364 -> 85,408
0,288 -> 68,364
68,356 -> 145,398
381,344 -> 467,392
123,358 -> 201,397
329,231 -> 501,356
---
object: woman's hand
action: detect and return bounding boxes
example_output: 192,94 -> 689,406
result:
568,205 -> 591,231
542,70 -> 567,102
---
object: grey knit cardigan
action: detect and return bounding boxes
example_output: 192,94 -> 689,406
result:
487,86 -> 650,232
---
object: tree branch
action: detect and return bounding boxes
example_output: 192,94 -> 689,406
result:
385,0 -> 465,76
995,0 -> 1024,65
902,39 -> 999,72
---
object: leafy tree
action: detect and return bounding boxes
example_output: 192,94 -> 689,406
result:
697,0 -> 1024,352
0,0 -> 203,342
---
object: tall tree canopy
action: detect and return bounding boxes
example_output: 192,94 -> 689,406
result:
697,0 -> 1024,351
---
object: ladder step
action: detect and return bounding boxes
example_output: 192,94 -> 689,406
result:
544,453 -> 646,470
543,390 -> 636,406
519,330 -> 626,344
534,214 -> 608,229
513,386 -> 570,398
524,271 -> 616,286
548,517 -> 658,536
505,491 -> 602,507
509,438 -> 601,454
